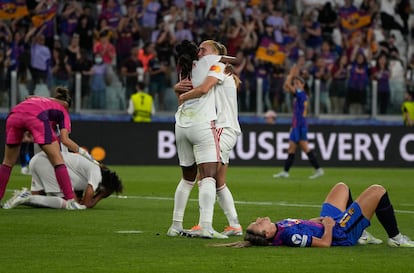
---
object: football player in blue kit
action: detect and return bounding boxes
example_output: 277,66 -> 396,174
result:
273,64 -> 324,179
218,182 -> 414,248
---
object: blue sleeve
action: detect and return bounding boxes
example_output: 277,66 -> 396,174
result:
280,226 -> 313,247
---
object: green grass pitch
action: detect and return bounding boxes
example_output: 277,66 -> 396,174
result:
1,166 -> 413,273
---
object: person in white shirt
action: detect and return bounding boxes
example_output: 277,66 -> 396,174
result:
3,152 -> 123,209
167,40 -> 243,238
167,40 -> 226,239
211,42 -> 243,236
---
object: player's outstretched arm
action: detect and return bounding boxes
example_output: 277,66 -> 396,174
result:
220,55 -> 239,65
283,65 -> 299,94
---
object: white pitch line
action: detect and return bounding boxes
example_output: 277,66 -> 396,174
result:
115,230 -> 143,234
114,195 -> 414,215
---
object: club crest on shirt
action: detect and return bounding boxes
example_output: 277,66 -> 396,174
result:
210,65 -> 221,73
291,234 -> 303,244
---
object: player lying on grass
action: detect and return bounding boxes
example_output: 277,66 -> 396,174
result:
3,151 -> 123,209
212,182 -> 414,248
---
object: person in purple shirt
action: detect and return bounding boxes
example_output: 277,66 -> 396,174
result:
58,1 -> 82,49
83,53 -> 107,109
217,182 -> 414,248
141,0 -> 161,41
371,53 -> 391,114
25,25 -> 51,90
301,12 -> 323,59
347,51 -> 370,115
273,64 -> 324,180
99,0 -> 123,29
0,87 -> 92,209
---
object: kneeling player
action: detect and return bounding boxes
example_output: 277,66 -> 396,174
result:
3,152 -> 123,209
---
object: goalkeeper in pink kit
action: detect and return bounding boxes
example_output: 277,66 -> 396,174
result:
0,87 -> 90,209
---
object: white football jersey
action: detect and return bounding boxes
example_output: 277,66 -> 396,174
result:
30,152 -> 102,193
175,54 -> 225,128
215,73 -> 241,135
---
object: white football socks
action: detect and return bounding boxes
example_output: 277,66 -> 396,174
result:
172,178 -> 195,230
198,177 -> 216,230
29,195 -> 65,208
217,184 -> 241,228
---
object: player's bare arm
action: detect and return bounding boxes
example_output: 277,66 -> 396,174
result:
311,216 -> 335,247
174,79 -> 193,94
284,65 -> 299,93
283,73 -> 295,93
308,217 -> 324,223
59,128 -> 80,153
220,55 -> 239,65
179,76 -> 218,104
80,185 -> 107,208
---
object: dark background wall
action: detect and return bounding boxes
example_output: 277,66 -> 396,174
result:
1,120 -> 413,167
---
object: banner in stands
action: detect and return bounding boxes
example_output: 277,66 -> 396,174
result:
0,121 -> 412,167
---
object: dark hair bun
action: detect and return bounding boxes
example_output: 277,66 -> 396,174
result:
176,40 -> 198,79
53,87 -> 72,107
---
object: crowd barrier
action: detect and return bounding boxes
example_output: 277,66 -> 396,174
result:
5,71 -> 402,118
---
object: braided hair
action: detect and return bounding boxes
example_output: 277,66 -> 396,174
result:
175,40 -> 198,80
98,166 -> 124,196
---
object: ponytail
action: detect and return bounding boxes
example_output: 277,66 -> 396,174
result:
53,86 -> 72,107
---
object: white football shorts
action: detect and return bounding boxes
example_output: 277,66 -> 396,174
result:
217,127 -> 238,165
175,121 -> 220,166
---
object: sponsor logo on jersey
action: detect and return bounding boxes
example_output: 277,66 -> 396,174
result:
210,65 -> 221,73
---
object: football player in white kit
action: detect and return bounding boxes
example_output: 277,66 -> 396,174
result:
180,41 -> 243,237
3,151 -> 123,209
212,42 -> 243,236
167,40 -> 227,239
167,40 -> 242,238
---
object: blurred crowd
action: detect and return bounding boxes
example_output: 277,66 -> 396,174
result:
0,0 -> 414,115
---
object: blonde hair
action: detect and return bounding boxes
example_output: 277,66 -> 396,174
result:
203,40 -> 221,54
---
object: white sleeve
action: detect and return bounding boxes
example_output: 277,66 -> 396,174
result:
63,153 -> 101,192
207,62 -> 226,83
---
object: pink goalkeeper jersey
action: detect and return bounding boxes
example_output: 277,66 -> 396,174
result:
6,96 -> 71,145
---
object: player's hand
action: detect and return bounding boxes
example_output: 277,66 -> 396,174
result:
78,147 -> 94,161
178,79 -> 193,90
321,216 -> 335,228
174,79 -> 192,94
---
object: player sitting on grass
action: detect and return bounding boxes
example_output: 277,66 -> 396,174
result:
212,182 -> 414,248
3,151 -> 123,209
